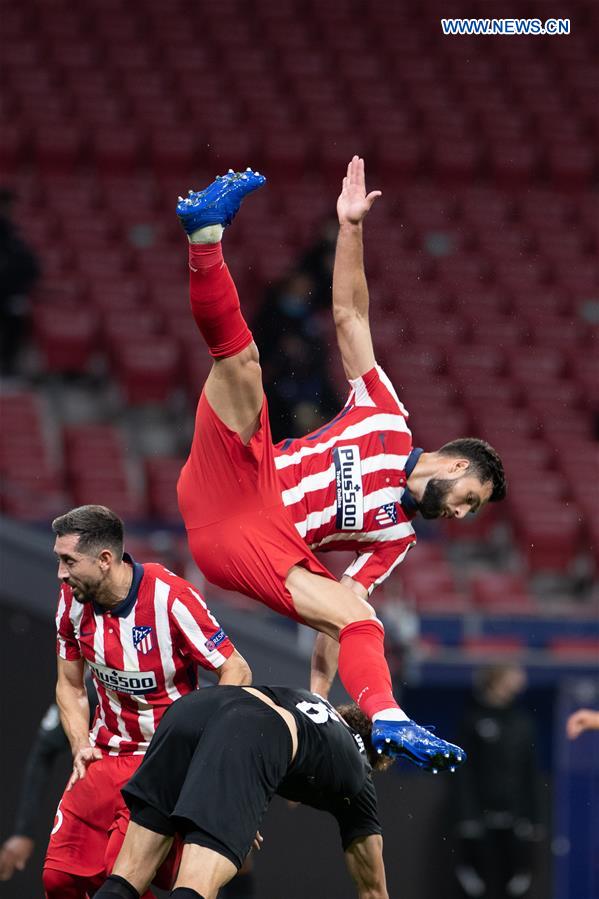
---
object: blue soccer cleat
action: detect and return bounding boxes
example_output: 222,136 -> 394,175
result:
176,167 -> 266,234
371,719 -> 466,773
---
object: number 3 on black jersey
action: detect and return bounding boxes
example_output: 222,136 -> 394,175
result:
296,699 -> 341,725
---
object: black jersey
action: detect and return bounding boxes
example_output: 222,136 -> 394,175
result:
250,686 -> 382,849
123,685 -> 382,863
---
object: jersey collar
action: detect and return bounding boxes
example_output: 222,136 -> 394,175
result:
92,553 -> 144,617
401,447 -> 423,516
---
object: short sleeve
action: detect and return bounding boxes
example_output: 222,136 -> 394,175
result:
170,586 -> 234,671
56,585 -> 82,661
347,365 -> 409,416
344,537 -> 416,595
329,775 -> 382,851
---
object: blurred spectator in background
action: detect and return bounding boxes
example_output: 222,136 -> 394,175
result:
297,217 -> 337,307
0,188 -> 40,376
254,263 -> 339,442
453,664 -> 540,899
0,679 -> 96,883
566,708 -> 599,739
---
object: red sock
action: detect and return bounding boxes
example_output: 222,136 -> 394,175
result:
338,619 -> 400,719
188,243 -> 253,359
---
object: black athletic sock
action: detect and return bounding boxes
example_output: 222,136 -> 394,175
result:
92,874 -> 140,899
170,889 -> 206,899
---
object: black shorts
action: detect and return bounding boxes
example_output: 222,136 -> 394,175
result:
122,687 -> 293,868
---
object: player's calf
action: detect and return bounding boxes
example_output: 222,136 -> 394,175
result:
178,170 -> 264,359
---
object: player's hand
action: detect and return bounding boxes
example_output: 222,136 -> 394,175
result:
67,745 -> 102,790
0,835 -> 35,880
566,708 -> 599,740
252,831 -> 264,851
337,156 -> 381,226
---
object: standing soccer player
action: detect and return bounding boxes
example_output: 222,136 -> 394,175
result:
43,505 -> 251,899
174,159 -> 483,770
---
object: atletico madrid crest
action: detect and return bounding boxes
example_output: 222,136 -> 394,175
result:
375,503 -> 398,527
132,625 -> 153,655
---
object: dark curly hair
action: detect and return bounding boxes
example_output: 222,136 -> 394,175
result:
437,438 -> 506,502
337,704 -> 395,772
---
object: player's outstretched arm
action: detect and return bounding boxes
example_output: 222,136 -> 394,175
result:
56,657 -> 101,789
566,708 -> 599,739
333,156 -> 381,380
344,834 -> 389,899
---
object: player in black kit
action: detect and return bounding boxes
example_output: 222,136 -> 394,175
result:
92,685 -> 392,899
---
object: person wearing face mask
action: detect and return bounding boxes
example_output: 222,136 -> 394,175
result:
452,665 -> 541,899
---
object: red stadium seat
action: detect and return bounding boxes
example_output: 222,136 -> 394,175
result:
34,305 -> 100,373
112,335 -> 182,404
145,456 -> 185,522
489,143 -> 538,186
94,130 -> 142,176
470,572 -> 536,614
64,425 -> 130,482
548,638 -> 599,661
462,636 -> 526,657
71,477 -> 147,520
548,143 -> 596,189
513,510 -> 582,572
432,139 -> 481,183
34,125 -> 83,174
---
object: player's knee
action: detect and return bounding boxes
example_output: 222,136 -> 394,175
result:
43,866 -> 87,899
332,597 -> 377,634
346,600 -> 376,624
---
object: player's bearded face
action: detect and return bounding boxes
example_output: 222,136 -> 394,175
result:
418,477 -> 455,519
66,560 -> 106,603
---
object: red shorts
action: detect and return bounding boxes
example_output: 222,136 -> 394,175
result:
177,392 -> 335,622
44,754 -> 181,887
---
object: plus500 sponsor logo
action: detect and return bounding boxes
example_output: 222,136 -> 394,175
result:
88,660 -> 157,695
334,445 -> 364,530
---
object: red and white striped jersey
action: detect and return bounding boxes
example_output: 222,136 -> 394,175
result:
55,556 -> 234,756
274,365 -> 418,595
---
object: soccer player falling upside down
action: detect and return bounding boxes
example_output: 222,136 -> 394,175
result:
175,156 -> 506,770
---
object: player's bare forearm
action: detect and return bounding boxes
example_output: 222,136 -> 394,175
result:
310,632 -> 340,698
333,222 -> 370,320
56,658 -> 91,754
333,158 -> 379,380
334,156 -> 380,318
216,649 -> 252,686
345,834 -> 389,899
332,223 -> 376,379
